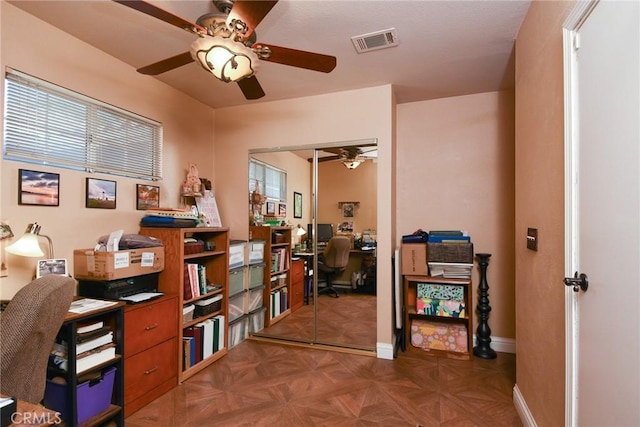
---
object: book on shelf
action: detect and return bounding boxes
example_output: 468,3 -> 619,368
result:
64,331 -> 114,355
212,317 -> 220,353
183,264 -> 193,300
76,326 -> 112,343
427,235 -> 471,243
182,337 -> 195,370
76,320 -> 104,334
428,262 -> 474,279
49,342 -> 116,373
428,230 -> 466,236
198,319 -> 214,359
183,326 -> 202,365
215,315 -> 225,352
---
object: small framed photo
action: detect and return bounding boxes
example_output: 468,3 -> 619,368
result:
266,201 -> 276,215
342,202 -> 355,218
36,258 -> 68,278
86,178 -> 117,209
18,169 -> 60,206
279,203 -> 287,216
293,192 -> 302,218
136,184 -> 160,210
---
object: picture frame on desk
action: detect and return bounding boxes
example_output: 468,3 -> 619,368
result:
18,169 -> 60,206
36,258 -> 68,278
86,178 -> 116,209
278,203 -> 286,217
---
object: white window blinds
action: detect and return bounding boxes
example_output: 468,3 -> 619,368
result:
3,69 -> 163,180
249,158 -> 286,202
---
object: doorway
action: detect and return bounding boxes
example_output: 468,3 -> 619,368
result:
248,140 -> 377,352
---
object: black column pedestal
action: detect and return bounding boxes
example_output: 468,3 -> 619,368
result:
473,252 -> 497,359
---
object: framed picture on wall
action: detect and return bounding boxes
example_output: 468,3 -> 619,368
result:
18,169 -> 60,206
293,192 -> 302,218
279,203 -> 287,216
266,201 -> 276,215
136,184 -> 160,210
86,178 -> 117,209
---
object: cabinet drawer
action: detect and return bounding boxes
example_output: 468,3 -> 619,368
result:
124,337 -> 177,403
291,279 -> 304,311
125,297 -> 178,356
291,259 -> 305,283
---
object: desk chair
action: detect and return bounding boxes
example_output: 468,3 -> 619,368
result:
317,236 -> 351,298
0,275 -> 75,404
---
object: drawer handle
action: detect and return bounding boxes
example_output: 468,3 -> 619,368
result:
144,323 -> 159,331
144,366 -> 158,375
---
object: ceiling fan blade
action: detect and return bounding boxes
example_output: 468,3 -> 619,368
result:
137,51 -> 194,75
307,155 -> 341,163
227,0 -> 278,38
237,76 -> 265,100
255,44 -> 337,73
113,0 -> 206,34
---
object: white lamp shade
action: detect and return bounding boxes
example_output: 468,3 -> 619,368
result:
297,226 -> 307,236
191,36 -> 259,82
5,234 -> 44,257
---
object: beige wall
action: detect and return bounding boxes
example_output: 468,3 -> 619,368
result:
318,160 -> 377,234
515,0 -> 575,425
397,91 -> 516,340
213,86 -> 396,354
0,3 -> 217,297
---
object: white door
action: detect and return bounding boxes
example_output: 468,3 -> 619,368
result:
564,1 -> 639,425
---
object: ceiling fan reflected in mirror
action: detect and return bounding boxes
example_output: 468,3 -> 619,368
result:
114,0 -> 337,100
315,146 -> 378,169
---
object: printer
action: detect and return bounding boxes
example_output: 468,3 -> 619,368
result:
78,273 -> 159,301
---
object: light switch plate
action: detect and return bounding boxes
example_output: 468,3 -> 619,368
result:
527,228 -> 538,251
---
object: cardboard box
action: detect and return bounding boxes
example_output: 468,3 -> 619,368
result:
74,247 -> 164,280
401,243 -> 428,275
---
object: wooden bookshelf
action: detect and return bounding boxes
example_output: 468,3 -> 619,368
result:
249,226 -> 292,327
139,227 -> 229,382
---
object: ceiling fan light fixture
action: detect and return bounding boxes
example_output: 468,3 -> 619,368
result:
343,160 -> 362,169
191,36 -> 259,83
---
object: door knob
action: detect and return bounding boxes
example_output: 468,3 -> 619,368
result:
564,272 -> 588,292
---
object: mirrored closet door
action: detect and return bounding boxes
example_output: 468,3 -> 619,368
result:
248,140 -> 377,351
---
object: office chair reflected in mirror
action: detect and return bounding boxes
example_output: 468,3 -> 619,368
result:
317,236 -> 351,298
0,275 -> 75,403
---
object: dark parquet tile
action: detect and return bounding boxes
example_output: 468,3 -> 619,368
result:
126,293 -> 520,427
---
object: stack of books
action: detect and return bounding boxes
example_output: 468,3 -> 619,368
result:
427,230 -> 474,279
50,320 -> 116,374
182,315 -> 225,370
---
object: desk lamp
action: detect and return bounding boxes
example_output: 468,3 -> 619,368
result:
296,225 -> 307,251
5,223 -> 54,258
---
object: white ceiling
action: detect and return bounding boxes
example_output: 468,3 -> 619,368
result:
8,0 -> 530,110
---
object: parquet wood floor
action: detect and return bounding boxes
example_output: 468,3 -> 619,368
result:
126,293 -> 520,426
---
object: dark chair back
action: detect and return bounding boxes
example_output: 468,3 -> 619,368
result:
323,236 -> 351,269
0,275 -> 75,403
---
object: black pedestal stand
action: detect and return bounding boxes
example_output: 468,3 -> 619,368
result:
473,253 -> 497,359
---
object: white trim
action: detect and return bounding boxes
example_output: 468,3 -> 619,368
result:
472,335 -> 516,354
376,342 -> 394,360
562,2 -> 599,426
513,384 -> 538,427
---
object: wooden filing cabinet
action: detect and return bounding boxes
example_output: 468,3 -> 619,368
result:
290,258 -> 305,312
123,296 -> 178,417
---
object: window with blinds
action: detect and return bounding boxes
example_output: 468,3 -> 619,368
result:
249,158 -> 286,202
3,68 -> 163,180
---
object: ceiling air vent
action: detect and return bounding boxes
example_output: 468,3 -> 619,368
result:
351,28 -> 399,54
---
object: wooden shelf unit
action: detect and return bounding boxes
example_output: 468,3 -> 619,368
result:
139,227 -> 229,382
49,301 -> 125,426
249,226 -> 292,327
403,275 -> 473,360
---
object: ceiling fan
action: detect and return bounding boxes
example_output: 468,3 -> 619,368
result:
316,146 -> 378,169
114,0 -> 337,100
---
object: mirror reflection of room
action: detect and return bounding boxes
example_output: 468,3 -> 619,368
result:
247,144 -> 377,350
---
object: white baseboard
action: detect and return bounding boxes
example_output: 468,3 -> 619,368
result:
376,342 -> 394,360
472,335 -> 516,354
513,384 -> 537,426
